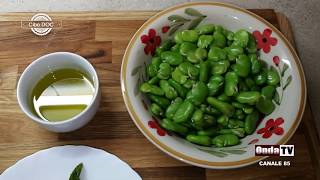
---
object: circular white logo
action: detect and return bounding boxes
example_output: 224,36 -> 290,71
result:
30,13 -> 53,36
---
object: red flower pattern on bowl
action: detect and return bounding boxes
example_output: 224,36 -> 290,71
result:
253,28 -> 277,53
148,119 -> 167,136
140,29 -> 161,56
257,117 -> 284,138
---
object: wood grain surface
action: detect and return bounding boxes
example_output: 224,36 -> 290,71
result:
0,9 -> 319,180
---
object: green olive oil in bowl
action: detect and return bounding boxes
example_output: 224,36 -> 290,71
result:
31,69 -> 95,122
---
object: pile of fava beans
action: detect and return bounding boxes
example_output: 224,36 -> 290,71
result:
140,24 -> 280,147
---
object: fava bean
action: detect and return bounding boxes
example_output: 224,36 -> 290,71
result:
224,72 -> 239,96
150,103 -> 164,117
173,100 -> 195,123
181,30 -> 199,43
148,94 -> 170,109
199,61 -> 210,83
261,85 -> 276,99
140,82 -> 164,96
157,63 -> 172,79
212,134 -> 239,147
186,82 -> 208,105
165,97 -> 183,119
244,110 -> 259,134
161,118 -> 188,135
219,128 -> 245,137
233,55 -> 251,77
236,91 -> 261,104
267,68 -> 280,85
198,128 -> 218,137
207,75 -> 224,96
191,109 -> 204,130
172,68 -> 188,84
197,35 -> 214,48
256,97 -> 275,115
233,29 -> 249,48
159,80 -> 178,99
186,135 -> 211,146
212,60 -> 230,75
161,51 -> 183,66
208,47 -> 227,61
207,97 -> 235,117
211,31 -> 226,48
196,24 -> 215,34
168,79 -> 188,98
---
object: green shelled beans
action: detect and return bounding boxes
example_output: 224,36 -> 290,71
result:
140,23 -> 280,147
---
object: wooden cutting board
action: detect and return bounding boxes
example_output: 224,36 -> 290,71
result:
0,9 -> 319,179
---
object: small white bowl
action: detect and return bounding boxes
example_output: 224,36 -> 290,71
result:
121,2 -> 306,169
17,52 -> 101,133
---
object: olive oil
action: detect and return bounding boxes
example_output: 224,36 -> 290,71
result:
31,69 -> 95,122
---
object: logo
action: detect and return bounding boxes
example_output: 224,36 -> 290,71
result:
21,13 -> 62,36
255,145 -> 294,156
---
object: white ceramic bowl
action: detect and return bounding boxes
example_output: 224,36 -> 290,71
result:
121,2 -> 306,169
17,52 -> 101,133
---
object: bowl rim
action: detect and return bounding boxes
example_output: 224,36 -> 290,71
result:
120,2 -> 307,168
